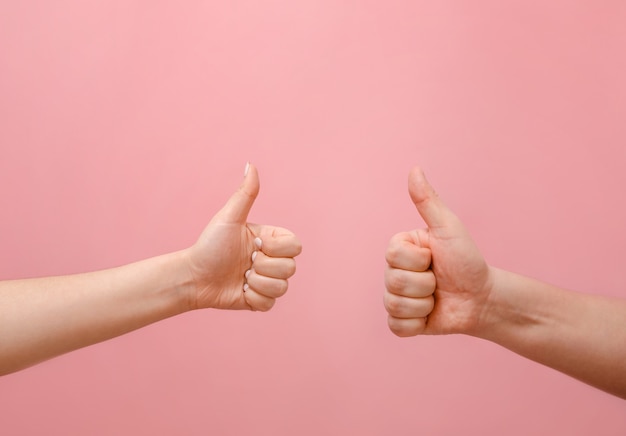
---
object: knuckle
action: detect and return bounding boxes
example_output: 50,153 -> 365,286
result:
388,317 -> 419,337
257,298 -> 276,312
424,295 -> 435,313
383,293 -> 403,316
413,277 -> 435,299
292,239 -> 303,256
390,324 -> 406,337
425,271 -> 437,292
385,243 -> 401,265
274,280 -> 289,297
393,327 -> 414,338
283,259 -> 297,277
416,296 -> 435,317
416,255 -> 431,272
385,269 -> 406,293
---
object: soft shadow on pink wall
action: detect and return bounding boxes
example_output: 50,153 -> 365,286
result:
1,1 -> 625,435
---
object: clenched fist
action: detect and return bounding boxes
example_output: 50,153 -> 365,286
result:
188,163 -> 302,312
384,167 -> 493,336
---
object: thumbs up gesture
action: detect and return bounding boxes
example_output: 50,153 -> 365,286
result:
384,167 -> 493,336
187,163 -> 302,312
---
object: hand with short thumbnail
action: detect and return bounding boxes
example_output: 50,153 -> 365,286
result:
384,166 -> 493,337
383,166 -> 626,400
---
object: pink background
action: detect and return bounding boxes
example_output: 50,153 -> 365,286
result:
1,1 -> 625,434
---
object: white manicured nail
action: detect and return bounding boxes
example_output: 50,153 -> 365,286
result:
243,283 -> 249,292
245,269 -> 252,279
251,251 -> 257,262
244,162 -> 250,177
254,237 -> 262,249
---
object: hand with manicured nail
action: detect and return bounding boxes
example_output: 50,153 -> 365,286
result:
0,163 -> 301,375
187,163 -> 302,312
385,166 -> 626,399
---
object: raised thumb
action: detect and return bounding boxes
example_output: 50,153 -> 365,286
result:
408,166 -> 451,229
215,162 -> 260,223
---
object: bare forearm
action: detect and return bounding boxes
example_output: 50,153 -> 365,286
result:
476,267 -> 626,398
0,250 -> 193,375
0,165 -> 299,375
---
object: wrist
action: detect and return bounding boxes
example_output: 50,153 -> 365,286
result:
155,249 -> 198,314
464,265 -> 501,338
469,267 -> 544,343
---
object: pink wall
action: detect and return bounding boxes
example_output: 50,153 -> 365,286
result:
1,1 -> 625,434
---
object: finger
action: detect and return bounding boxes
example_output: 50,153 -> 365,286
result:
387,315 -> 427,337
385,267 -> 436,298
246,269 -> 289,298
243,285 -> 276,312
383,292 -> 434,319
248,225 -> 303,258
386,233 -> 431,271
408,166 -> 454,229
215,163 -> 260,224
251,251 -> 296,279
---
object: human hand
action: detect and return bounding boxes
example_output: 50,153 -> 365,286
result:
384,167 -> 493,336
186,164 -> 302,312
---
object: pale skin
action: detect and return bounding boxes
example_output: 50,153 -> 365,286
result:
384,166 -> 626,399
0,163 -> 302,376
